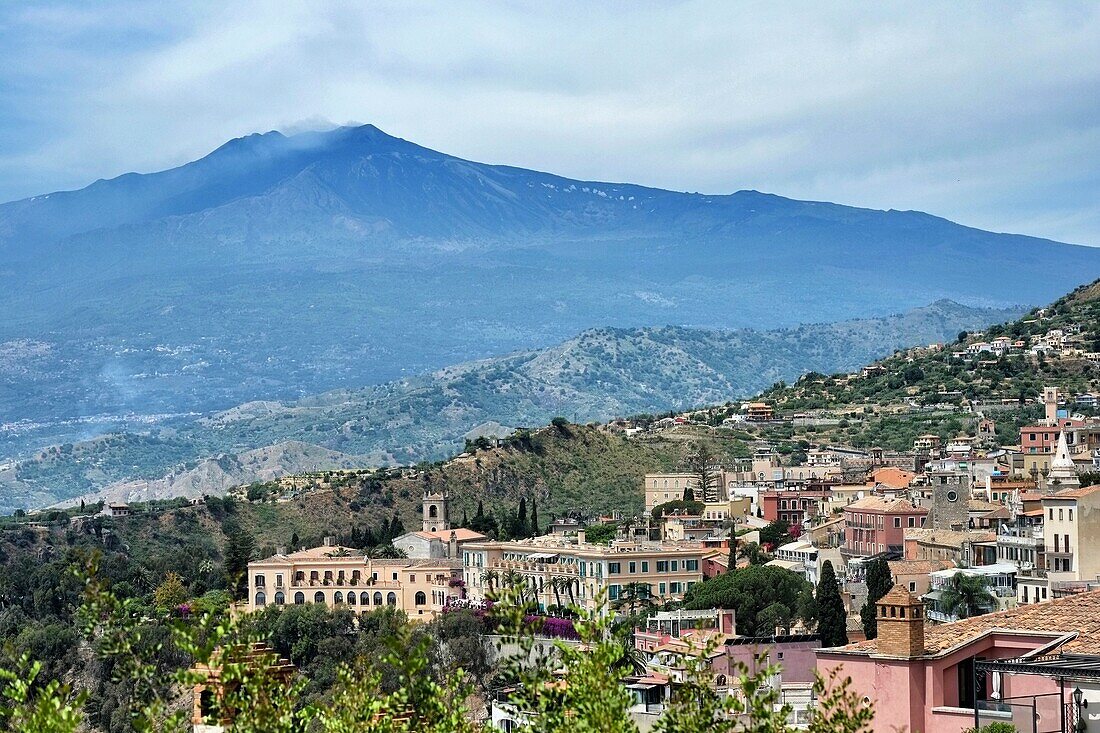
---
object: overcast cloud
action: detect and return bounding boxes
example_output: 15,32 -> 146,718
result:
1,1 -> 1098,244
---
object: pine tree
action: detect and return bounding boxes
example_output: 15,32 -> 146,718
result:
860,557 -> 893,639
529,499 -> 539,537
816,561 -> 848,647
223,522 -> 255,600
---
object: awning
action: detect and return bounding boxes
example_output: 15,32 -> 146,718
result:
626,682 -> 661,690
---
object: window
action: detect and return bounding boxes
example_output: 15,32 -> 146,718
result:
894,517 -> 901,528
275,574 -> 283,587
641,561 -> 649,573
670,560 -> 679,572
255,574 -> 266,587
908,517 -> 916,528
1059,509 -> 1064,521
347,592 -> 356,606
908,582 -> 916,592
629,562 -> 636,574
294,592 -> 305,605
670,582 -> 682,594
314,591 -> 325,603
392,572 -> 398,581
609,585 -> 620,601
1070,509 -> 1074,521
361,591 -> 370,605
609,562 -> 621,574
659,582 -> 667,594
275,591 -> 285,605
1050,508 -> 1055,520
657,561 -> 669,572
255,592 -> 267,607
387,592 -> 397,606
334,591 -> 343,604
685,560 -> 699,572
415,591 -> 426,606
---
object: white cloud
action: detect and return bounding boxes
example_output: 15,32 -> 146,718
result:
1,0 -> 1098,244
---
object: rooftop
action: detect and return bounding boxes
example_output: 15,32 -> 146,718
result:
829,589 -> 1100,658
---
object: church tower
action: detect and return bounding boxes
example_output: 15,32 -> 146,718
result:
422,489 -> 450,533
1048,430 -> 1079,492
1043,386 -> 1060,424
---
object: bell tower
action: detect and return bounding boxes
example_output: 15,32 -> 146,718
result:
422,490 -> 450,533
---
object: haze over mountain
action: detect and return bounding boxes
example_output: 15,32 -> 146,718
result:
1,124 -> 1097,463
4,299 -> 1019,511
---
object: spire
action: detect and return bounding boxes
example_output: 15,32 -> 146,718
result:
1049,430 -> 1079,490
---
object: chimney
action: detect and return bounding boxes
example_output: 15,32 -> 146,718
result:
323,535 -> 335,547
448,530 -> 458,559
875,585 -> 925,658
577,529 -> 586,545
276,546 -> 287,556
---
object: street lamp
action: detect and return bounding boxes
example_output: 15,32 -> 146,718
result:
1073,686 -> 1088,732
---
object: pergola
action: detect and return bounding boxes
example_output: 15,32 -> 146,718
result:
975,654 -> 1100,732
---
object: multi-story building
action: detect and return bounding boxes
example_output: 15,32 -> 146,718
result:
1041,484 -> 1100,593
246,540 -> 463,620
644,473 -> 700,511
842,496 -> 928,557
462,536 -> 708,613
761,485 -> 833,525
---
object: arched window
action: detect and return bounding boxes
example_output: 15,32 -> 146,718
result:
255,592 -> 267,607
334,591 -> 343,604
347,592 -> 356,606
374,592 -> 383,606
387,592 -> 397,606
715,675 -> 727,688
429,505 -> 438,518
314,591 -> 325,604
415,591 -> 426,606
294,592 -> 305,605
360,592 -> 370,606
274,591 -> 285,605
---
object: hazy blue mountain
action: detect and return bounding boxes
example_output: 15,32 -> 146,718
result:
0,124 -> 1096,459
3,299 -> 1019,510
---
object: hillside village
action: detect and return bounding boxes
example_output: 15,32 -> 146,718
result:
9,282 -> 1100,730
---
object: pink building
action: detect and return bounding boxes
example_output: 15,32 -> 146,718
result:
817,586 -> 1100,733
843,495 -> 928,557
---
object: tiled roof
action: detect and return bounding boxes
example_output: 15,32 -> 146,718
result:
888,559 -> 954,576
833,589 -> 1100,658
903,528 -> 995,548
846,496 -> 925,513
871,467 -> 915,489
1048,484 -> 1100,499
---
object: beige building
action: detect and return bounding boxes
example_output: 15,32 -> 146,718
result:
246,540 -> 464,620
462,536 -> 707,613
1042,484 -> 1100,585
645,473 -> 700,511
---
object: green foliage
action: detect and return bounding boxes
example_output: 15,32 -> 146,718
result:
941,573 -> 996,619
684,565 -> 815,636
963,724 -> 1018,733
759,519 -> 792,549
582,522 -> 619,545
650,499 -> 706,520
815,561 -> 848,648
860,558 -> 892,640
0,656 -> 86,733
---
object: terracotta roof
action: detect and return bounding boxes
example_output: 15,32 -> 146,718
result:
870,467 -> 916,489
832,589 -> 1100,658
904,528 -> 995,547
846,496 -> 925,513
888,559 -> 954,576
1049,484 -> 1100,499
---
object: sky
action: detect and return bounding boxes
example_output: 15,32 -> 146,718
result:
1,1 -> 1099,245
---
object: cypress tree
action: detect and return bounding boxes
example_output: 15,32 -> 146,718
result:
860,557 -> 893,639
727,523 -> 737,572
290,531 -> 299,549
816,561 -> 849,647
517,496 -> 529,538
461,508 -> 469,527
529,499 -> 539,537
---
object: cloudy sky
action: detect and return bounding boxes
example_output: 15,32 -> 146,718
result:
2,1 -> 1099,244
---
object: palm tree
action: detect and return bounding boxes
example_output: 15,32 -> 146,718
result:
480,569 -> 499,593
613,582 -> 656,618
565,576 -> 578,607
550,576 -> 565,612
940,573 -> 995,619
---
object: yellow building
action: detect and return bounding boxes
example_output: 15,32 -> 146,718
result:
462,535 -> 707,613
246,539 -> 463,621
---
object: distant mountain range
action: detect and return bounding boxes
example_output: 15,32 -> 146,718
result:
4,299 -> 1020,511
1,124 -> 1098,466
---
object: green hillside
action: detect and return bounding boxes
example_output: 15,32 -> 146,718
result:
760,279 -> 1100,412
